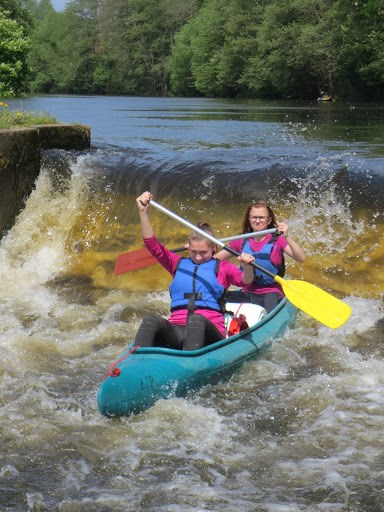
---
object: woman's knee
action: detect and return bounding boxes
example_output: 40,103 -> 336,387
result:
141,313 -> 162,327
262,293 -> 281,312
134,314 -> 162,347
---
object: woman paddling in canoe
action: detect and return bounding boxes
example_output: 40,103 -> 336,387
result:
216,200 -> 306,312
134,191 -> 256,351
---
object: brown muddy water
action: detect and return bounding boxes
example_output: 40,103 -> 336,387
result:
1,96 -> 383,511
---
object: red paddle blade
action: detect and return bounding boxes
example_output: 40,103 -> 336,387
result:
113,248 -> 157,275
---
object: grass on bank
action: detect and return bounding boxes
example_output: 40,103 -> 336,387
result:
0,101 -> 58,128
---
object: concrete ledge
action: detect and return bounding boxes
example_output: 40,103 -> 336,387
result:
0,123 -> 91,235
37,123 -> 90,150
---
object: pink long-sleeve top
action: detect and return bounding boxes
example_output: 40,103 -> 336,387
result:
144,235 -> 248,335
229,234 -> 288,296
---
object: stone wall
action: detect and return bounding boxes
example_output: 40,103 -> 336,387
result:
0,124 -> 90,236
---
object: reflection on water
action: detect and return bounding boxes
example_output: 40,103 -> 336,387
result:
8,95 -> 384,153
1,97 -> 383,511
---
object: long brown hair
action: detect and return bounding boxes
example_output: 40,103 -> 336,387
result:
241,201 -> 277,233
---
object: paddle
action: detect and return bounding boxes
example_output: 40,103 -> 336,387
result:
149,200 -> 352,329
114,246 -> 186,274
114,228 -> 277,275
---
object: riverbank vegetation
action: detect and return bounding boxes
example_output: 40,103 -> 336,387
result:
0,102 -> 57,128
2,0 -> 384,101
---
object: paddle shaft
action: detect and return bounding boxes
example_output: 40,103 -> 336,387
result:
150,200 -> 274,277
113,227 -> 277,275
140,227 -> 276,256
150,228 -> 276,251
149,200 -> 352,329
219,228 -> 276,243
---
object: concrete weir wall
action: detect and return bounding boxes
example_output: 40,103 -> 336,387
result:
0,124 -> 90,236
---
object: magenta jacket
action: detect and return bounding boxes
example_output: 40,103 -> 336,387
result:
144,235 -> 249,335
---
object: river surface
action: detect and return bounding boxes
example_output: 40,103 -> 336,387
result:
1,96 -> 384,511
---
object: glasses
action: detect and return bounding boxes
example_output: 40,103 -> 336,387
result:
249,216 -> 269,222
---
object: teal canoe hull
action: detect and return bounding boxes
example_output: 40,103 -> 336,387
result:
97,298 -> 296,417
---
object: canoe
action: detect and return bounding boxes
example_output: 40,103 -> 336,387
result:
97,298 -> 297,417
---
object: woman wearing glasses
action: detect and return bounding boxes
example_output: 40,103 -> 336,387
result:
215,201 -> 306,312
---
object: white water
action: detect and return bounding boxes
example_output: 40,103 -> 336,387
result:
1,97 -> 383,511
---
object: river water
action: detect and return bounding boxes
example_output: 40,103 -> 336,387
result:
1,96 -> 384,511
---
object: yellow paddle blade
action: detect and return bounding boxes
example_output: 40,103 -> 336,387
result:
274,276 -> 352,329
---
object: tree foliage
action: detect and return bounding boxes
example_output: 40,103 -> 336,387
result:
97,0 -> 199,95
8,0 -> 383,100
28,0 -> 103,93
0,0 -> 32,96
169,0 -> 384,100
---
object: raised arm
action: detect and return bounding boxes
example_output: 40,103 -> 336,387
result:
136,191 -> 154,239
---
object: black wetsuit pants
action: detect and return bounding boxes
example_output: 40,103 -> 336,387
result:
134,313 -> 224,351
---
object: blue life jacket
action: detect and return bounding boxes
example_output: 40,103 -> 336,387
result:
170,258 -> 225,314
242,235 -> 285,286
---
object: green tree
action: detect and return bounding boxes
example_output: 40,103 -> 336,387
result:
28,0 -> 103,93
188,0 -> 228,96
96,0 -> 135,94
21,0 -> 54,20
34,0 -> 54,19
0,0 -> 32,96
241,0 -> 384,100
241,1 -> 315,99
169,0 -> 384,100
337,0 -> 384,99
22,0 -> 384,99
169,0 -> 262,97
98,0 -> 198,96
168,21 -> 196,96
28,11 -> 75,92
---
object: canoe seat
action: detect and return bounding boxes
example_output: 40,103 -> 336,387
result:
225,302 -> 267,336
